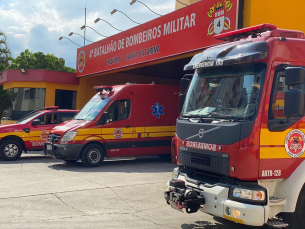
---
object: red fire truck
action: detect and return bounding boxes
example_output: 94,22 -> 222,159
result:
45,84 -> 179,167
164,24 -> 305,228
0,107 -> 77,161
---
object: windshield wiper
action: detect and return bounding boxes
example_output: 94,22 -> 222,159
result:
207,112 -> 239,121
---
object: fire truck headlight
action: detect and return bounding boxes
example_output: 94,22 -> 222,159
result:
172,168 -> 180,180
60,131 -> 78,144
230,187 -> 266,204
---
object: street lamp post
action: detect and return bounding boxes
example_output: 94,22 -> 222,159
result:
69,32 -> 94,43
80,25 -> 108,38
59,37 -> 82,47
94,18 -> 124,32
130,0 -> 162,17
111,9 -> 141,25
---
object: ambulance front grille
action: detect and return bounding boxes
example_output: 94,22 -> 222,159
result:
179,150 -> 230,176
48,134 -> 61,143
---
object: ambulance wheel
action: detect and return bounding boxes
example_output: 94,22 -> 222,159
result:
280,185 -> 305,229
81,144 -> 105,167
158,154 -> 172,161
0,139 -> 23,161
64,160 -> 78,164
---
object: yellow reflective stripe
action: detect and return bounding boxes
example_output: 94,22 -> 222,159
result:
145,126 -> 172,132
102,128 -> 133,134
103,134 -> 133,140
78,128 -> 101,135
223,215 -> 244,224
260,128 -> 290,146
135,127 -> 144,132
145,132 -> 175,138
0,132 -> 28,138
260,147 -> 305,159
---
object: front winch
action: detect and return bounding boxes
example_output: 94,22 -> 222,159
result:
164,180 -> 205,213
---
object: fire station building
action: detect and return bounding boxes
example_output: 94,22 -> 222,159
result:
0,0 -> 304,123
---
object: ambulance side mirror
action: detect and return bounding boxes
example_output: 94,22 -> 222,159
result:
179,94 -> 186,114
180,78 -> 190,94
97,112 -> 108,125
285,67 -> 305,86
284,90 -> 305,118
32,119 -> 41,126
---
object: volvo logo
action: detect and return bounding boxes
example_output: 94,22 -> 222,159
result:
185,126 -> 221,140
199,129 -> 204,138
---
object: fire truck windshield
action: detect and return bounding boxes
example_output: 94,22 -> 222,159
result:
182,63 -> 267,121
74,97 -> 111,121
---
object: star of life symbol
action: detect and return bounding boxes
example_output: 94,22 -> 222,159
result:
151,103 -> 164,118
207,0 -> 233,36
285,129 -> 305,158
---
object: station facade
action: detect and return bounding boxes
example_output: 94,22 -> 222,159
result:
1,0 -> 304,123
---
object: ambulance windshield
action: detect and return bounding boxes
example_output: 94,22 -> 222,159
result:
182,63 -> 266,121
74,96 -> 110,121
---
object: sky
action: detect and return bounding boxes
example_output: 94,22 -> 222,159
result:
0,0 -> 175,68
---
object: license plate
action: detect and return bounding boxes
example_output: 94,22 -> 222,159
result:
47,144 -> 52,151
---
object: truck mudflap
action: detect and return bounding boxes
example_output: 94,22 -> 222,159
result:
164,180 -> 205,213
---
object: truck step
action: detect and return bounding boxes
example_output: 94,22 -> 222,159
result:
269,196 -> 285,203
266,219 -> 288,228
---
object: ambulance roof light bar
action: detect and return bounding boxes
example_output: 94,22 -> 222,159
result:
93,86 -> 113,93
214,24 -> 277,42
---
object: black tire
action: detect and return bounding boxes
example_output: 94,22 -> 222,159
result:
64,160 -> 78,164
158,154 -> 172,161
281,186 -> 305,229
0,139 -> 23,161
80,144 -> 105,167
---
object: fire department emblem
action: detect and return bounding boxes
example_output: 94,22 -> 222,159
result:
285,129 -> 305,158
113,128 -> 123,139
207,0 -> 233,36
40,130 -> 49,140
78,50 -> 86,73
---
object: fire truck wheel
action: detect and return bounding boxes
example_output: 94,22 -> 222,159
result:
80,144 -> 105,167
281,185 -> 305,229
0,139 -> 23,161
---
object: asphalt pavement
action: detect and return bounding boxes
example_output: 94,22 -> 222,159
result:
0,153 -> 269,229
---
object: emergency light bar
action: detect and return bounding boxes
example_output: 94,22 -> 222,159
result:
93,86 -> 113,93
214,24 -> 277,41
44,106 -> 59,110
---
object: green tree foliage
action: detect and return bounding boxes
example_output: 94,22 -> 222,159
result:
0,31 -> 13,118
9,49 -> 76,73
0,31 -> 12,71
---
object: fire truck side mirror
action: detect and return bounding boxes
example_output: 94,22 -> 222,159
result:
285,67 -> 305,86
179,94 -> 186,114
284,90 -> 305,118
97,112 -> 108,125
181,78 -> 190,94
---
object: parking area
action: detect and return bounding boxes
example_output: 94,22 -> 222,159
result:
0,153 -> 269,229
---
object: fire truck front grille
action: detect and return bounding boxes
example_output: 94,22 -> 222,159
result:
48,134 -> 61,143
179,150 -> 230,176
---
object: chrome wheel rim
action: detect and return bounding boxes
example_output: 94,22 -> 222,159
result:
4,144 -> 18,157
87,148 -> 101,164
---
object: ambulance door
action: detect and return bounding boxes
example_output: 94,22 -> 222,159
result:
101,98 -> 134,157
30,113 -> 59,149
133,98 -> 173,155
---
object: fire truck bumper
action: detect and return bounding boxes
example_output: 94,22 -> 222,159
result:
165,169 -> 266,227
44,142 -> 83,160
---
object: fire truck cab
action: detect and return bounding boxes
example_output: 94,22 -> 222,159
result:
0,107 -> 77,161
165,24 -> 305,228
45,84 -> 179,167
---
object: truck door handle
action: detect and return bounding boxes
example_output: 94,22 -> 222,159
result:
125,125 -> 132,129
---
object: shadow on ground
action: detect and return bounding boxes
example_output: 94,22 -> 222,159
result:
181,218 -> 270,229
46,156 -> 175,173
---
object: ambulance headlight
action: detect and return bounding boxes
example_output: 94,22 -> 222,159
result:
229,186 -> 267,205
172,168 -> 180,180
61,131 -> 78,144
